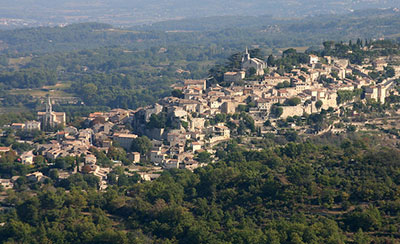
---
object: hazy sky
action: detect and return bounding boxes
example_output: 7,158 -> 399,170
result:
1,0 -> 400,27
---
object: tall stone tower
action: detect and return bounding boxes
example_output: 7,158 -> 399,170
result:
37,97 -> 66,130
242,47 -> 250,63
45,97 -> 53,127
241,47 -> 266,77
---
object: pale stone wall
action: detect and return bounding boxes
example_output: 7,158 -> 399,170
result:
281,106 -> 304,119
190,118 -> 205,131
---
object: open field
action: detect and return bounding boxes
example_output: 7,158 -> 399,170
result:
7,56 -> 32,68
9,83 -> 72,98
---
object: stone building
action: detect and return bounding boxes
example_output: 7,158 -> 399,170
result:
241,48 -> 267,76
37,97 -> 66,129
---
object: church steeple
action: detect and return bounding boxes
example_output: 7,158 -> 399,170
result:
243,47 -> 250,62
44,96 -> 53,128
38,96 -> 66,130
46,96 -> 52,114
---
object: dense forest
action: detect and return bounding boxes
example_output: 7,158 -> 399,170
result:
0,44 -> 231,115
1,9 -> 400,54
1,38 -> 399,120
0,134 -> 399,243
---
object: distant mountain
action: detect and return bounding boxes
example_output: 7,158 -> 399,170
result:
2,8 -> 400,54
133,8 -> 400,37
1,0 -> 400,28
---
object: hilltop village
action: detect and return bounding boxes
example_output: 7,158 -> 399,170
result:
1,43 -> 400,190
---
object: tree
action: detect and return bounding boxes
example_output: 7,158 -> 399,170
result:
267,55 -> 275,66
49,169 -> 59,180
368,71 -> 380,80
90,230 -> 129,244
240,112 -> 256,132
337,90 -> 361,104
353,229 -> 371,244
304,99 -> 312,106
270,105 -> 283,118
246,67 -> 257,77
249,48 -> 264,60
315,100 -> 323,110
323,41 -> 335,51
171,89 -> 184,98
286,97 -> 301,106
195,151 -> 212,164
82,83 -> 98,97
344,207 -> 382,231
385,66 -> 395,78
55,156 -> 75,170
346,125 -> 356,132
181,121 -> 189,129
130,136 -> 152,155
39,190 -> 65,210
276,81 -> 290,89
16,197 -> 40,225
147,113 -> 166,129
34,155 -> 46,166
107,147 -> 128,162
331,71 -> 339,79
283,48 -> 297,57
285,131 -> 298,142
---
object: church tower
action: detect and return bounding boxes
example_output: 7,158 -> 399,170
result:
37,96 -> 66,130
46,96 -> 52,114
240,47 -> 266,77
242,47 -> 250,63
44,97 -> 53,128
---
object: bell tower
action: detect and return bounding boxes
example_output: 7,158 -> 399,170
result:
45,96 -> 53,127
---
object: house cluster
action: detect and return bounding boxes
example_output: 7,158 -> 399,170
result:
0,171 -> 48,190
1,108 -> 135,189
1,49 -> 399,190
130,78 -> 232,169
220,50 -> 398,128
